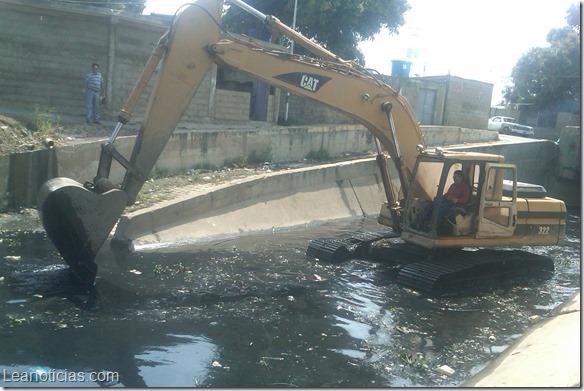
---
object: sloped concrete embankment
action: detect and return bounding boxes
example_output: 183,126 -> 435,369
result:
112,158 -> 387,248
462,291 -> 580,387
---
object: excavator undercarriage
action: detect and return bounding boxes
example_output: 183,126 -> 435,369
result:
306,229 -> 554,295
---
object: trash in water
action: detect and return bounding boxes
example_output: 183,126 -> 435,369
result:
434,365 -> 455,376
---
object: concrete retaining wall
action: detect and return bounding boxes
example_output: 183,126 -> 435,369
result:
3,124 -> 579,210
556,126 -> 581,181
0,125 -> 500,210
61,125 -> 498,181
447,132 -> 581,207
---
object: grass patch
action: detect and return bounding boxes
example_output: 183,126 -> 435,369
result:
33,105 -> 60,135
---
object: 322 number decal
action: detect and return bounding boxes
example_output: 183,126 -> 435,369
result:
538,226 -> 551,235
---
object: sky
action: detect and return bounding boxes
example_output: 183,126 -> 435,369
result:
143,0 -> 578,105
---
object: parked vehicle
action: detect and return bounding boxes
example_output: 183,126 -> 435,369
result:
488,116 -> 534,137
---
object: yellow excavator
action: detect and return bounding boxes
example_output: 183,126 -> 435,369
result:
38,0 -> 566,291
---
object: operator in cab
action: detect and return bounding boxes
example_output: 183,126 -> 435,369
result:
412,170 -> 470,231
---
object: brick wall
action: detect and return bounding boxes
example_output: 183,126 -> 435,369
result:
0,1 -> 248,124
278,94 -> 356,125
0,2 -> 113,114
212,89 -> 250,123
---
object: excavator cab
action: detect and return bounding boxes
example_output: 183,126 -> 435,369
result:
399,148 -> 525,249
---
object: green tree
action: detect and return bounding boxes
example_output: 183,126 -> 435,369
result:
222,0 -> 410,64
504,3 -> 580,114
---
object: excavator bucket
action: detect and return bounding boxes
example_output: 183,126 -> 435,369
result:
38,178 -> 127,284
36,0 -> 223,284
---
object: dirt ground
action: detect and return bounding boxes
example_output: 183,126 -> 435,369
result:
0,114 -> 115,154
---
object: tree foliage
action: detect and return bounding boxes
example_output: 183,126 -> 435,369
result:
504,3 -> 580,113
222,0 -> 410,64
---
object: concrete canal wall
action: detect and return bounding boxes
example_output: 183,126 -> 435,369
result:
106,125 -> 577,249
0,124 -> 579,211
112,135 -> 578,248
0,124 -> 496,210
447,128 -> 581,207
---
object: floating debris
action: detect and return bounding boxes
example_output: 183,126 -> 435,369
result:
434,365 -> 455,376
528,315 -> 541,324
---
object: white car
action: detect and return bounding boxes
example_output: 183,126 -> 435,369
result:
487,116 -> 534,137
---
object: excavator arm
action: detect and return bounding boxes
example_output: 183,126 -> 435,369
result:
206,37 -> 424,195
38,0 -> 425,284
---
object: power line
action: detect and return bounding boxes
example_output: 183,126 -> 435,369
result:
45,0 -> 147,8
49,0 -> 144,4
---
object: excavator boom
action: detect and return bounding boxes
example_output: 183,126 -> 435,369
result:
39,0 -> 223,283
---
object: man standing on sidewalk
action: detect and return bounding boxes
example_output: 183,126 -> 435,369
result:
83,63 -> 104,124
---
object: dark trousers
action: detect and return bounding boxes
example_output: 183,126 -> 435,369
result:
413,199 -> 454,227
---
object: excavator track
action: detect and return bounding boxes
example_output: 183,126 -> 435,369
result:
396,249 -> 554,295
306,229 -> 400,263
307,232 -> 554,295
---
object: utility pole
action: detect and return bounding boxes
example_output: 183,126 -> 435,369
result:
283,0 -> 297,125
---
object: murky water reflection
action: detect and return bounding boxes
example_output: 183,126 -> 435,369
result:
0,212 -> 580,387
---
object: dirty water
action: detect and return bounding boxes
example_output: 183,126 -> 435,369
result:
0,211 -> 580,387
